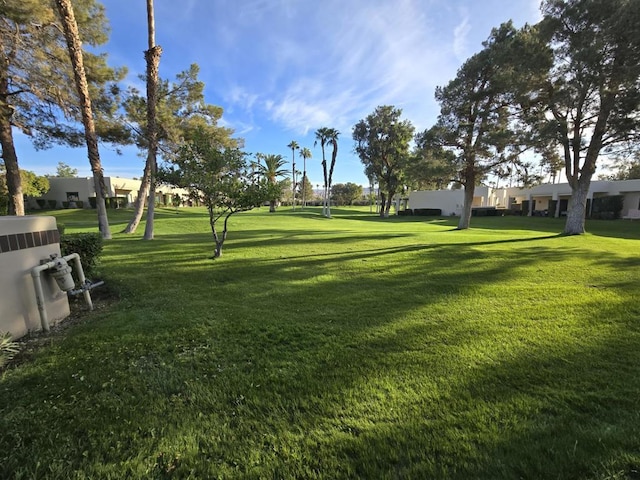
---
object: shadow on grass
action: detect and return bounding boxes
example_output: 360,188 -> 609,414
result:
1,217 -> 639,478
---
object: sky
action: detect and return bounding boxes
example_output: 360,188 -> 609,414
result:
17,0 -> 542,188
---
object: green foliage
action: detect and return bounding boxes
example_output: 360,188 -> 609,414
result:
424,22 -> 543,229
47,199 -> 57,209
602,154 -> 640,181
331,182 -> 363,206
60,232 -> 103,277
591,195 -> 624,220
353,105 -> 414,217
525,0 -> 640,232
54,161 -> 78,178
88,196 -> 97,208
254,153 -> 287,212
0,332 -> 19,369
0,0 -> 126,149
36,198 -> 46,208
161,128 -> 272,257
122,64 -> 237,158
0,166 -> 49,198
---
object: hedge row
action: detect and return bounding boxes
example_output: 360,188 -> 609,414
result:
60,233 -> 103,278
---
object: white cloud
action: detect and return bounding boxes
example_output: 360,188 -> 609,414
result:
453,9 -> 472,60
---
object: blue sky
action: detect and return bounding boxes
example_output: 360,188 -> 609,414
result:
18,0 -> 541,187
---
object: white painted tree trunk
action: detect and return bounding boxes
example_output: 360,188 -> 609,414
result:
458,184 -> 475,230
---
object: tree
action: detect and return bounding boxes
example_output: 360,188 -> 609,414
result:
121,64 -> 236,234
325,128 -> 340,218
314,128 -> 331,217
408,129 -> 458,190
425,23 -> 540,229
254,153 -> 287,212
54,0 -> 111,238
601,153 -> 640,181
1,165 -> 49,210
160,128 -> 272,258
331,182 -> 363,206
141,0 -> 161,241
297,173 -> 313,206
54,162 -> 78,178
0,0 -> 125,216
527,0 -> 640,234
353,105 -> 414,218
299,147 -> 312,207
287,140 -> 299,211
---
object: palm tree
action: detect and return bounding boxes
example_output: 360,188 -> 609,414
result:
54,0 -> 111,238
299,147 -> 312,208
325,128 -> 339,218
287,141 -> 299,210
314,127 -> 331,216
255,153 -> 287,212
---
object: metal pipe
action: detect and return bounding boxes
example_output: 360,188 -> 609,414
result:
64,253 -> 93,311
31,252 -> 98,332
30,264 -> 52,332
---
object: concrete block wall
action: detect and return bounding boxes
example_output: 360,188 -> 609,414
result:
0,216 -> 70,339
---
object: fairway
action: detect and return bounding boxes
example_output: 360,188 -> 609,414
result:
1,207 -> 640,479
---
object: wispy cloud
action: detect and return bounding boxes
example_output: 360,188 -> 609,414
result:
453,8 -> 472,60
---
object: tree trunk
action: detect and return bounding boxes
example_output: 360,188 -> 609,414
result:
142,0 -> 161,240
564,176 -> 591,234
55,0 -> 111,238
269,199 -> 276,213
0,113 -> 24,216
458,183 -> 475,230
379,192 -> 387,218
122,158 -> 151,233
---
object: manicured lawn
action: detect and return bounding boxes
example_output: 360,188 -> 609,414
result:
2,207 -> 639,479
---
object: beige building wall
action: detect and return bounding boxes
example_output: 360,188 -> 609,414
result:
27,176 -> 191,209
0,216 -> 70,339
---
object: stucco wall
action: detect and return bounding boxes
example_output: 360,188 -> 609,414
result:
0,216 -> 70,339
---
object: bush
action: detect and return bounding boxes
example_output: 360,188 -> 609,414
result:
62,201 -> 70,209
413,208 -> 442,216
397,209 -> 413,216
36,199 -> 46,209
88,196 -> 97,209
75,200 -> 84,209
472,207 -> 499,217
591,195 -> 623,220
57,223 -> 66,235
48,200 -> 57,209
60,233 -> 103,278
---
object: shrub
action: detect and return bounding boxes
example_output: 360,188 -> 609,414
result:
413,208 -> 442,216
591,195 -> 623,220
75,200 -> 84,209
47,199 -> 57,209
36,199 -> 46,209
57,223 -> 66,235
62,201 -> 70,209
60,233 -> 103,278
0,196 -> 8,215
88,196 -> 97,209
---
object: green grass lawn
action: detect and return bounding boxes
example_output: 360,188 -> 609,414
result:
2,207 -> 640,479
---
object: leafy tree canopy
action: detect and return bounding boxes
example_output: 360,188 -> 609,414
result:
353,105 -> 414,217
331,182 -> 363,206
159,128 -> 273,258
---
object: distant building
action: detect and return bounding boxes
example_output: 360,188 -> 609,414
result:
27,177 -> 190,209
408,180 -> 640,218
